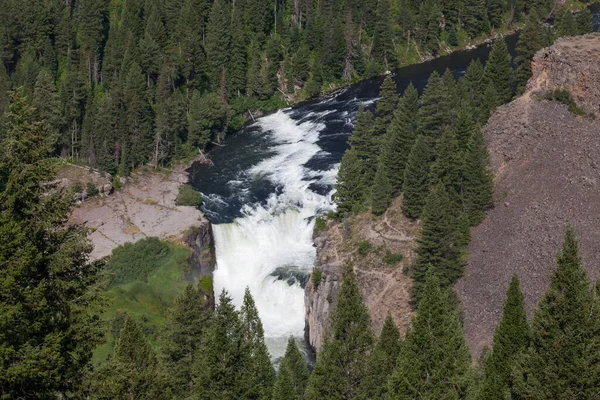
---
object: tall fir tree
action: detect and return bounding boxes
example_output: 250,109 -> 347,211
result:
483,38 -> 514,104
335,148 -> 366,215
555,7 -> 578,37
512,227 -> 600,399
272,337 -> 309,400
160,284 -> 212,398
462,0 -> 488,38
373,75 -> 398,137
389,273 -> 472,399
381,82 -> 420,193
411,183 -> 465,304
372,0 -> 394,69
460,59 -> 485,119
418,71 -> 454,139
576,8 -> 593,35
0,90 -> 104,398
205,0 -> 232,90
462,125 -> 494,225
90,316 -> 169,399
514,13 -> 547,93
429,129 -> 464,206
238,288 -> 275,400
402,135 -> 434,219
357,314 -> 402,400
371,160 -> 393,216
305,264 -> 374,399
477,275 -> 530,400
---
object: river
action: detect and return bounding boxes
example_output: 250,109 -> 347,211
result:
187,15 -> 598,362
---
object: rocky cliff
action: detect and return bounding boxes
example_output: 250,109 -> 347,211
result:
457,33 -> 600,357
305,197 -> 419,351
528,34 -> 600,117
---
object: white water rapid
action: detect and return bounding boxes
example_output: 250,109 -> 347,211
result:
212,109 -> 338,360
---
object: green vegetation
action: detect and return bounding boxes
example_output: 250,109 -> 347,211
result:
312,269 -> 323,288
175,184 -> 203,208
313,216 -> 327,237
383,251 -> 404,265
544,89 -> 592,117
358,240 -> 373,256
86,181 -> 100,197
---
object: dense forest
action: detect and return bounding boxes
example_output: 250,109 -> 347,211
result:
1,0 -> 599,398
0,0 -> 589,177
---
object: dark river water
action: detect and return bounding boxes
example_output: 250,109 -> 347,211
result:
186,12 -> 598,361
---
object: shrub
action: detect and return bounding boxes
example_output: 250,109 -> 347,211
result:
312,268 -> 323,288
313,217 -> 327,237
176,185 -> 203,208
384,251 -> 404,265
106,237 -> 171,286
198,275 -> 213,297
86,182 -> 99,197
358,240 -> 372,256
70,182 -> 83,193
544,89 -> 589,117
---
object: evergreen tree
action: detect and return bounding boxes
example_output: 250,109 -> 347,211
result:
373,75 -> 398,137
487,0 -> 505,29
512,227 -> 600,399
91,316 -> 169,399
402,135 -> 434,219
372,0 -> 394,69
272,337 -> 309,400
195,290 -> 244,400
335,148 -> 366,215
515,13 -> 545,93
477,275 -> 530,400
418,71 -> 454,139
429,129 -> 464,205
483,38 -> 514,104
461,59 -> 485,116
238,288 -> 275,400
371,160 -> 393,216
389,273 -> 472,399
381,82 -> 420,193
410,183 -> 465,303
229,5 -> 248,96
480,81 -> 501,121
205,0 -> 231,89
32,68 -> 63,136
576,8 -> 593,35
463,0 -> 488,38
462,126 -> 494,225
555,7 -> 578,37
357,314 -> 401,400
0,90 -> 103,398
305,264 -> 374,399
453,103 -> 477,150
161,284 -> 212,398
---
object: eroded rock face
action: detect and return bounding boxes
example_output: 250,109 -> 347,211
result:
528,34 -> 600,117
305,197 -> 418,351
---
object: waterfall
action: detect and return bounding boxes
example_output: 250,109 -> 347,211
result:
212,110 -> 337,360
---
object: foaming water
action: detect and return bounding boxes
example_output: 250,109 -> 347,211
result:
211,110 -> 337,359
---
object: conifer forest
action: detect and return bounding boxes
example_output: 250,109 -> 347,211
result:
1,0 -> 600,398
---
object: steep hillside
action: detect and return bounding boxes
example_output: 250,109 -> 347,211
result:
457,33 -> 600,357
305,197 -> 419,350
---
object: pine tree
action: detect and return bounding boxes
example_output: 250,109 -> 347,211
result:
463,0 -> 488,38
195,290 -> 244,400
462,126 -> 494,226
483,38 -> 514,104
357,314 -> 401,400
372,0 -> 394,69
272,337 -> 309,400
371,160 -> 393,216
381,82 -> 420,193
305,264 -> 374,399
453,103 -> 477,150
389,273 -> 472,399
555,7 -> 578,37
477,275 -> 530,400
418,71 -> 454,139
461,59 -> 485,115
480,81 -> 501,121
238,288 -> 275,400
91,316 -> 169,399
442,68 -> 459,104
161,284 -> 212,398
0,90 -> 103,398
402,135 -> 434,219
373,75 -> 398,137
429,129 -> 464,206
487,0 -> 505,29
335,148 -> 366,215
32,68 -> 63,136
229,5 -> 248,96
515,13 -> 546,93
512,226 -> 600,399
410,183 -> 465,303
205,0 -> 231,88
576,8 -> 593,35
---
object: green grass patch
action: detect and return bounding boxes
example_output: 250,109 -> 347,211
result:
93,239 -> 191,365
544,89 -> 592,118
312,268 -> 323,288
176,184 -> 203,208
358,240 -> 372,256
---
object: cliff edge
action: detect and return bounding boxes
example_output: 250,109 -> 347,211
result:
457,33 -> 600,357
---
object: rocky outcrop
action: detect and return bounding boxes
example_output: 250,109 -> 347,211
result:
185,221 -> 216,281
458,34 -> 600,357
528,34 -> 600,117
305,197 -> 419,351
